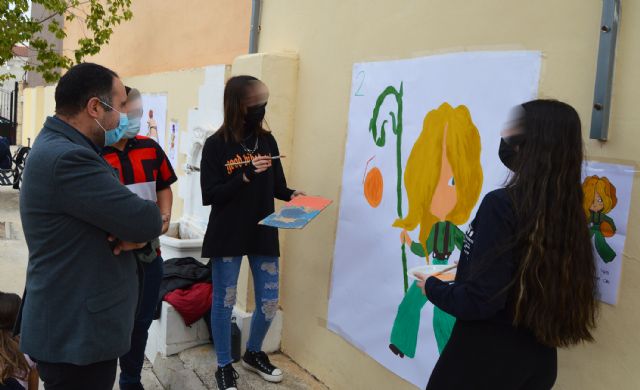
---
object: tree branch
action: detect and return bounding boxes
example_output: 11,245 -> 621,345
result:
34,11 -> 65,25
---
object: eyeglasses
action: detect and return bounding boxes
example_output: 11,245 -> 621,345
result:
98,99 -> 123,115
99,99 -> 141,119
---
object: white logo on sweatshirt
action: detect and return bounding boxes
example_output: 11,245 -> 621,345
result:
462,223 -> 475,256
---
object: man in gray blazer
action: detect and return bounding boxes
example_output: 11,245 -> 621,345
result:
18,63 -> 163,390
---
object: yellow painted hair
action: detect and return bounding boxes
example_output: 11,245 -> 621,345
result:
393,103 -> 483,246
582,175 -> 617,217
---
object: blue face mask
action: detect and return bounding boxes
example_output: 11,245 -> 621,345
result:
122,116 -> 141,139
95,100 -> 129,146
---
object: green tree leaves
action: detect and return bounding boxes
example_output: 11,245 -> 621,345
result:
0,0 -> 133,83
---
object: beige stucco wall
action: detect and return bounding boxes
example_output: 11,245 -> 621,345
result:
62,0 -> 250,77
21,86 -> 55,146
257,1 -> 640,389
18,1 -> 640,387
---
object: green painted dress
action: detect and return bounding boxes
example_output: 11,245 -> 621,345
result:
390,221 -> 464,358
589,211 -> 617,263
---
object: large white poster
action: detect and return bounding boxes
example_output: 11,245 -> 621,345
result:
141,93 -> 167,149
328,51 -> 541,388
582,161 -> 634,305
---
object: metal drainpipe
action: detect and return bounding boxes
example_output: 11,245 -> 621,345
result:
590,0 -> 621,141
249,0 -> 262,54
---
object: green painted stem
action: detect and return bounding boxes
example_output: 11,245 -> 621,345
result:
369,82 -> 406,293
401,243 -> 408,293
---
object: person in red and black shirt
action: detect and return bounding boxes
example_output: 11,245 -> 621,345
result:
102,87 -> 177,390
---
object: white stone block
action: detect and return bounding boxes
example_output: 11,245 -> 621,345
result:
145,302 -> 211,361
146,303 -> 283,362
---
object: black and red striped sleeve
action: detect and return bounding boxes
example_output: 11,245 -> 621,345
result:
155,142 -> 177,190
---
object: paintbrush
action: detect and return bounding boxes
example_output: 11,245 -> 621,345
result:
432,264 -> 458,277
224,155 -> 286,167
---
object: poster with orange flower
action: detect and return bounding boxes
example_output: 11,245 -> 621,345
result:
327,51 -> 542,388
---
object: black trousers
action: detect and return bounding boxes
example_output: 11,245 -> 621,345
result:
427,320 -> 557,390
37,359 -> 117,390
0,378 -> 24,390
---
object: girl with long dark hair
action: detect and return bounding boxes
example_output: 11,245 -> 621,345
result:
0,292 -> 38,390
201,76 -> 304,390
416,100 -> 598,389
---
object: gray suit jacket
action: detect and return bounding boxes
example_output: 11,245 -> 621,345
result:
19,116 -> 162,365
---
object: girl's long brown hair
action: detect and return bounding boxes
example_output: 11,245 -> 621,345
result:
216,75 -> 270,143
507,99 -> 598,347
0,292 -> 29,383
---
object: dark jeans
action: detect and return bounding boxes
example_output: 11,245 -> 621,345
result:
37,359 -> 117,390
119,256 -> 163,389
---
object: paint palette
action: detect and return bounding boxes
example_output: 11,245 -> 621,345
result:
259,196 -> 332,229
407,264 -> 456,282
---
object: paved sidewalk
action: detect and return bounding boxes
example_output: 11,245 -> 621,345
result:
152,345 -> 328,390
0,186 -> 328,389
0,186 -> 27,295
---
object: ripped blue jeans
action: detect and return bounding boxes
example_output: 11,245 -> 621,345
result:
211,255 -> 279,367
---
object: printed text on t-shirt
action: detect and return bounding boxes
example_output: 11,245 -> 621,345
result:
225,153 -> 271,175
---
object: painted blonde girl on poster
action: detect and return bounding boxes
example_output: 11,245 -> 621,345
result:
389,103 -> 483,358
582,175 -> 618,263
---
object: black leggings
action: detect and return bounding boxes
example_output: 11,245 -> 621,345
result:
427,321 -> 557,390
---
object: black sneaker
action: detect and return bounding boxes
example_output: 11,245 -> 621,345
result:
241,351 -> 283,383
389,343 -> 405,358
120,383 -> 144,390
215,364 -> 239,390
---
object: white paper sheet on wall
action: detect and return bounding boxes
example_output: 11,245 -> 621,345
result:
327,51 -> 542,388
141,93 -> 167,149
583,161 -> 635,305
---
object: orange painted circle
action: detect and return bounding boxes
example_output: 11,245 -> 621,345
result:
600,221 -> 615,237
364,167 -> 383,208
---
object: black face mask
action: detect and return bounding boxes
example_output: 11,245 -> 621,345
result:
245,103 -> 266,130
499,138 -> 518,171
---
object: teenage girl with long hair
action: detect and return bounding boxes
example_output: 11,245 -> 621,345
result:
417,100 -> 598,389
201,76 -> 304,390
0,292 -> 38,390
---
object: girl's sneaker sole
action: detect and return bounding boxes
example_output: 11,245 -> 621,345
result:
241,360 -> 284,383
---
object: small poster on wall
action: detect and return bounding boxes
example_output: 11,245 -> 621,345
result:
582,161 -> 635,305
141,93 -> 167,149
168,120 -> 179,169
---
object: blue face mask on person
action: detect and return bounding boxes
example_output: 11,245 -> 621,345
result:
122,116 -> 142,139
95,100 -> 129,146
